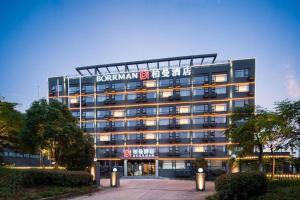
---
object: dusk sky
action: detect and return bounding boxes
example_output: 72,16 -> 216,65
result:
0,0 -> 300,111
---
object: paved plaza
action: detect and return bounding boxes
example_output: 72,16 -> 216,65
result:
68,178 -> 215,200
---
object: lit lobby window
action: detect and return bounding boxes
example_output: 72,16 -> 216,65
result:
144,80 -> 156,87
212,74 -> 227,83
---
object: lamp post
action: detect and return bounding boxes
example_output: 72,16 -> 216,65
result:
111,167 -> 120,187
196,168 -> 205,191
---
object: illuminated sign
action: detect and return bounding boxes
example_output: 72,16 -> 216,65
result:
96,66 -> 191,82
123,148 -> 155,158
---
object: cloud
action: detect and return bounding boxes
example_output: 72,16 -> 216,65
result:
285,65 -> 300,99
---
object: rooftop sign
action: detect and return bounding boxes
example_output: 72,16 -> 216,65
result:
96,66 -> 191,82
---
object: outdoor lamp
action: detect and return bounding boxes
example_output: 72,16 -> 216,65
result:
196,168 -> 205,191
111,167 -> 119,187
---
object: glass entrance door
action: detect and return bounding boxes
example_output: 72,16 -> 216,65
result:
127,160 -> 155,176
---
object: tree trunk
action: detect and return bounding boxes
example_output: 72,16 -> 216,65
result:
258,144 -> 264,172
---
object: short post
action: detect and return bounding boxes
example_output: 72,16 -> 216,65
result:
196,168 -> 205,191
110,168 -> 120,187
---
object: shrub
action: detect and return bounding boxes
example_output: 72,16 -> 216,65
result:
22,169 -> 93,187
0,167 -> 23,198
215,172 -> 267,200
211,169 -> 226,177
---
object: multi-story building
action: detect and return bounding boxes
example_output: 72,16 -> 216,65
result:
48,54 -> 255,177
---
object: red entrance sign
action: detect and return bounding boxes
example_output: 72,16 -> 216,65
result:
139,70 -> 150,80
124,149 -> 132,158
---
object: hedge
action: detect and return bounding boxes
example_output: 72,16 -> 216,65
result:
215,172 -> 267,200
0,167 -> 93,198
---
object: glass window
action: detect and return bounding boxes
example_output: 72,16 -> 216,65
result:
235,100 -> 249,108
115,121 -> 125,127
216,87 -> 226,94
193,89 -> 204,96
161,91 -> 172,98
159,107 -> 170,114
159,119 -> 169,125
235,69 -> 249,78
145,120 -> 156,126
112,110 -> 124,117
147,92 -> 157,99
144,80 -> 156,87
127,82 -> 138,89
176,161 -> 185,169
115,94 -> 125,101
100,135 -> 110,141
58,85 -> 63,92
70,97 -> 79,104
127,93 -> 137,100
193,117 -> 205,124
214,117 -> 227,123
180,90 -> 190,97
72,111 -> 80,117
127,109 -> 137,116
146,107 -> 156,115
82,122 -> 94,128
212,104 -> 227,112
194,146 -> 204,152
193,75 -> 208,84
82,85 -> 94,92
179,118 -> 190,125
84,96 -> 94,103
235,84 -> 249,92
145,133 -> 156,139
113,83 -> 125,91
97,110 -> 106,117
97,122 -> 106,128
84,111 -> 94,118
127,120 -> 138,127
96,84 -> 106,92
97,96 -> 106,102
179,77 -> 190,85
160,79 -> 173,87
162,161 -> 173,169
70,86 -> 79,93
194,104 -> 208,113
178,106 -> 190,113
212,74 -> 227,83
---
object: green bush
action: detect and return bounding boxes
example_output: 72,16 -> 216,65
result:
215,172 -> 267,200
211,169 -> 226,177
0,167 -> 24,198
268,179 -> 300,188
22,169 -> 93,187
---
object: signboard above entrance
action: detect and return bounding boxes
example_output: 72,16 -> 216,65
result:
124,148 -> 155,158
96,66 -> 191,82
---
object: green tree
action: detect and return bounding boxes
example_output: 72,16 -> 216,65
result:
20,99 -> 95,170
226,106 -> 282,172
194,158 -> 208,170
0,99 -> 24,162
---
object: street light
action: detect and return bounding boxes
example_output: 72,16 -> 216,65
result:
111,167 -> 120,187
196,168 -> 205,191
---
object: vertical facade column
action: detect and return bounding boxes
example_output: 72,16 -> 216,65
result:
155,159 -> 159,177
124,159 -> 128,177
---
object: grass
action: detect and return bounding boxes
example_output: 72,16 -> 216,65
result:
0,185 -> 98,200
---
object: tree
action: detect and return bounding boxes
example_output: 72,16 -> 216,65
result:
20,99 -> 95,170
194,158 -> 208,170
226,106 -> 283,172
0,99 -> 24,162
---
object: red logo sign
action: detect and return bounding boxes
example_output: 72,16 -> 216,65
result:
140,70 -> 150,80
124,149 -> 132,158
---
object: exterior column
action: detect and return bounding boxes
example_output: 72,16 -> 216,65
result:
155,159 -> 159,177
124,160 -> 128,177
95,161 -> 101,186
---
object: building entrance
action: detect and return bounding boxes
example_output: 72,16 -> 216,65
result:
127,160 -> 155,176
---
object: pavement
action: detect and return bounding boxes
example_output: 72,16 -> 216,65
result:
67,178 -> 215,200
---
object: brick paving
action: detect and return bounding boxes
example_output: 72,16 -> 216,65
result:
68,178 -> 215,200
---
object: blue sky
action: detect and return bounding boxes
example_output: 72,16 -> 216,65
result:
0,0 -> 300,111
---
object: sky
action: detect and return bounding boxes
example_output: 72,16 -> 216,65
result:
0,0 -> 300,112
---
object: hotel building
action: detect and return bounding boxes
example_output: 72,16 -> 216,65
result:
48,54 -> 255,177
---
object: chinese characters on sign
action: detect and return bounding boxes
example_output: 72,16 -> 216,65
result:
96,66 -> 191,82
123,148 -> 155,158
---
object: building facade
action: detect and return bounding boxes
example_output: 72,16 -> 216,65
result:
48,54 -> 255,177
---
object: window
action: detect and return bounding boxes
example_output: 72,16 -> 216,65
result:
194,104 -> 208,113
145,120 -> 156,126
100,135 -> 110,141
58,85 -> 63,92
178,106 -> 190,113
180,90 -> 190,97
193,75 -> 209,84
84,96 -> 94,103
146,107 -> 156,115
70,86 -> 79,93
127,93 -> 137,100
97,110 -> 106,117
212,104 -> 227,112
215,87 -> 226,94
160,79 -> 173,87
145,133 -> 156,139
112,110 -> 124,117
193,89 -> 204,96
235,69 -> 249,78
82,122 -> 94,128
113,83 -> 125,91
115,94 -> 125,101
97,122 -> 106,128
193,117 -> 205,124
159,107 -> 170,114
179,118 -> 190,125
84,111 -> 94,118
235,84 -> 249,92
96,84 -> 106,92
212,74 -> 227,83
97,96 -> 106,102
179,78 -> 190,85
147,92 -> 157,99
115,121 -> 125,127
159,119 -> 169,125
72,111 -> 80,117
214,116 -> 227,123
70,97 -> 79,104
127,109 -> 137,116
144,80 -> 156,87
127,82 -> 139,89
235,99 -> 249,108
176,161 -> 185,169
194,146 -> 204,152
161,91 -> 172,98
127,120 -> 138,127
82,85 -> 94,92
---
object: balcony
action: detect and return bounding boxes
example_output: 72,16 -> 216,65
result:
192,151 -> 227,158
